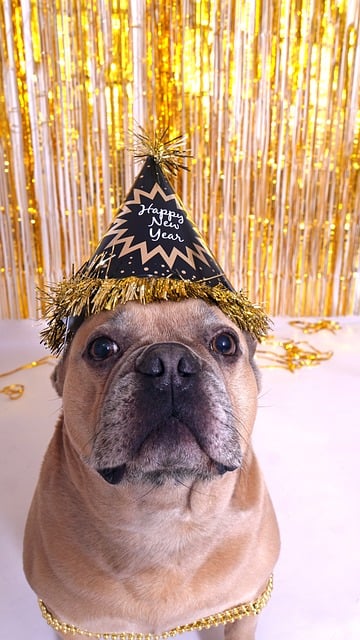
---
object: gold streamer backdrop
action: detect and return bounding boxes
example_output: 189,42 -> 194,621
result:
0,0 -> 360,320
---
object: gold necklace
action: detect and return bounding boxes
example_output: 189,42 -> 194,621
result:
38,574 -> 273,639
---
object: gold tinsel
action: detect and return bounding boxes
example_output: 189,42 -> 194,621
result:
40,275 -> 271,354
0,1 -> 360,319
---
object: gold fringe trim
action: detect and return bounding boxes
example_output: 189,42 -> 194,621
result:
40,276 -> 270,354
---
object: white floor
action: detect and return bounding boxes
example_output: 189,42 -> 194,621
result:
0,317 -> 359,639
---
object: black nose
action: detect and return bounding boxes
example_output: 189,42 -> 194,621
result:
135,342 -> 201,388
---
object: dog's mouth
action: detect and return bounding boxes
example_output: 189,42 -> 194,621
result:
95,415 -> 240,485
96,460 -> 238,485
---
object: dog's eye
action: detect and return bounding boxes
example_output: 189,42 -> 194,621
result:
87,337 -> 119,361
210,332 -> 238,356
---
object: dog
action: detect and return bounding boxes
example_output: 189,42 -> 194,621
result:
23,299 -> 280,640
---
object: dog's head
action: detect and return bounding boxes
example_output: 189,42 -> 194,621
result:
52,299 -> 260,486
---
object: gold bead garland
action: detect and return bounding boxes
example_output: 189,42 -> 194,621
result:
38,574 -> 273,639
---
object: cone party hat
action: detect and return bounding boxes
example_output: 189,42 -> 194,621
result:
41,132 -> 270,354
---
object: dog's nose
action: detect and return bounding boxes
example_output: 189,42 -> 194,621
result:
135,342 -> 200,387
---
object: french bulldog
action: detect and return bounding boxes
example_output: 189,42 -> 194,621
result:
23,299 -> 280,640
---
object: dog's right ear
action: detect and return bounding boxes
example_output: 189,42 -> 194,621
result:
51,318 -> 84,396
51,353 -> 68,397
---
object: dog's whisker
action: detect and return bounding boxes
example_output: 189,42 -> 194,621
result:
131,484 -> 158,502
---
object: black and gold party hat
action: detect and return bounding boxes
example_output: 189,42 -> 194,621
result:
41,132 -> 270,354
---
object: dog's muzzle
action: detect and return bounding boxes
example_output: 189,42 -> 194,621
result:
95,341 -> 241,484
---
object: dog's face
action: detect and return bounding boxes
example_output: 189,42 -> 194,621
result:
52,299 -> 260,486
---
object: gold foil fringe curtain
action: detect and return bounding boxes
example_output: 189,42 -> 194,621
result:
0,0 -> 360,319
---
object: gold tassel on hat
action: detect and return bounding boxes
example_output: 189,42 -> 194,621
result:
131,127 -> 192,176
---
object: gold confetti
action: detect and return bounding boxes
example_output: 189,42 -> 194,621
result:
0,384 -> 25,400
288,320 -> 341,334
257,339 -> 333,372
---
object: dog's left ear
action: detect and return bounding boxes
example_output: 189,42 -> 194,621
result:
51,353 -> 68,397
244,333 -> 261,390
244,332 -> 258,360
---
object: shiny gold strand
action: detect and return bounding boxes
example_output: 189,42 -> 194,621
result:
0,1 -> 359,320
0,356 -> 55,400
256,338 -> 334,372
288,319 -> 341,333
0,355 -> 56,377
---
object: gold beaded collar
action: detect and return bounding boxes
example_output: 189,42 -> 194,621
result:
38,574 -> 273,639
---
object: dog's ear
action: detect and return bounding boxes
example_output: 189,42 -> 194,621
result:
50,318 -> 84,396
245,332 -> 257,360
244,332 -> 261,391
51,353 -> 68,397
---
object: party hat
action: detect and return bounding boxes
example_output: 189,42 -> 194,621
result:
41,131 -> 270,354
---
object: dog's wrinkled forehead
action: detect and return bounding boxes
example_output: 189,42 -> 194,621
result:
108,300 -> 229,337
70,299 -> 255,353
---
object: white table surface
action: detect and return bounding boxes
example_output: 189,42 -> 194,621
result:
1,317 -> 359,639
